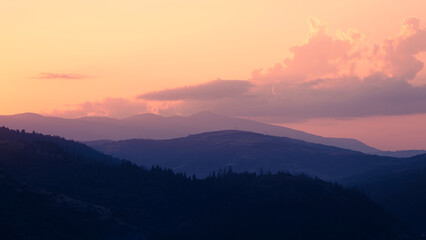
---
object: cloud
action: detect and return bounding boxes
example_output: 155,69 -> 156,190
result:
49,97 -> 147,119
135,18 -> 426,122
138,80 -> 253,101
173,74 -> 426,122
48,18 -> 426,122
34,73 -> 90,80
251,17 -> 365,84
374,17 -> 426,80
252,17 -> 426,84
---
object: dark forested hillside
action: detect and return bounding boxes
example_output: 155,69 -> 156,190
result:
0,127 -> 414,239
0,170 -> 146,240
0,127 -> 120,165
343,153 -> 426,235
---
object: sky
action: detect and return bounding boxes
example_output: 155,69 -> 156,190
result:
1,0 -> 426,150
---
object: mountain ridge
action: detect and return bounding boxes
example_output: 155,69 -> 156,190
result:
0,112 -> 375,149
86,129 -> 402,180
2,111 -> 424,157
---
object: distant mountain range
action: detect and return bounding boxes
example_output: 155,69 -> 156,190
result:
1,112 -> 424,157
0,126 -> 407,239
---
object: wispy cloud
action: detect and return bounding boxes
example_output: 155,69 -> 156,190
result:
138,80 -> 253,101
34,73 -> 90,80
49,97 -> 147,119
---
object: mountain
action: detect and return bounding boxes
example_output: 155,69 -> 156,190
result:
342,153 -> 426,235
369,150 -> 426,158
0,111 -> 408,156
0,127 -> 121,166
0,127 -> 410,239
86,130 -> 404,180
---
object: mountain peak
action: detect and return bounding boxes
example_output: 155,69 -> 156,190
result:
189,129 -> 263,138
9,112 -> 45,118
123,113 -> 164,121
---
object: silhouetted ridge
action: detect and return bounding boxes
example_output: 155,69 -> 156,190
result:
0,170 -> 145,240
87,130 -> 400,179
0,126 -> 120,166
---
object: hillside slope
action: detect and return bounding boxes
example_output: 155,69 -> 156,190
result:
343,154 -> 426,235
0,170 -> 145,240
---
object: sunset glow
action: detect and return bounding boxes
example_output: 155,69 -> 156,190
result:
2,0 -> 426,150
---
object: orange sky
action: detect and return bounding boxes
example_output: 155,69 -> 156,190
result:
1,0 -> 426,150
283,114 -> 426,151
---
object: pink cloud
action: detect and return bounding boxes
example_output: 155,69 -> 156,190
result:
34,73 -> 90,80
134,18 -> 426,122
252,17 -> 426,84
373,17 -> 426,80
49,97 -> 147,119
251,17 -> 364,84
48,18 -> 426,122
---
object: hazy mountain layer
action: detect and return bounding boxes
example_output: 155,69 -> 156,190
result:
2,111 -> 412,155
